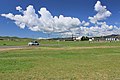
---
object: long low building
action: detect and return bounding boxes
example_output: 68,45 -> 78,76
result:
92,34 -> 120,41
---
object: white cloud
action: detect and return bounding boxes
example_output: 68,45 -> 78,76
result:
1,5 -> 81,35
16,6 -> 23,12
88,1 -> 112,24
1,1 -> 120,37
79,22 -> 120,37
81,21 -> 90,27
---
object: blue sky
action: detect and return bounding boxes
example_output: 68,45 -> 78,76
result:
0,0 -> 120,38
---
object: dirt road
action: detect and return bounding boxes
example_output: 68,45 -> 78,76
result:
0,46 -> 28,51
0,45 -> 120,51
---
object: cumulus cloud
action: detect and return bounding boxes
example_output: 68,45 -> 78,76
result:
89,1 -> 112,24
1,5 -> 81,35
78,21 -> 120,37
81,21 -> 90,27
83,22 -> 120,36
1,1 -> 120,37
83,0 -> 120,36
16,6 -> 23,12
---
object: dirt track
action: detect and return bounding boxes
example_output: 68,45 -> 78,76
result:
0,46 -> 120,51
0,46 -> 28,51
41,46 -> 120,50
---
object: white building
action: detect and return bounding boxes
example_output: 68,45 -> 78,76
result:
105,38 -> 119,41
75,36 -> 82,41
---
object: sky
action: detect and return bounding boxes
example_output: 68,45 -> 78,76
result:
0,0 -> 120,38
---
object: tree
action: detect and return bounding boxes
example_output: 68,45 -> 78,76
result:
81,36 -> 89,41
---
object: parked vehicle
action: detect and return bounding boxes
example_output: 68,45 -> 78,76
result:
28,41 -> 39,46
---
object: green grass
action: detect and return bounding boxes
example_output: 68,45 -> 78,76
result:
0,40 -> 29,46
0,41 -> 120,79
1,39 -> 120,47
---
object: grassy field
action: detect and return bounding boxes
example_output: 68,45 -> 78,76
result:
1,39 -> 120,47
0,41 -> 120,80
0,40 -> 30,46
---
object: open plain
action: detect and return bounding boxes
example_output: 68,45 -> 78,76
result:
0,41 -> 120,80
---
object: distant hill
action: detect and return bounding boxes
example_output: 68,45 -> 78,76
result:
104,34 -> 120,38
0,36 -> 31,39
0,36 -> 33,41
1,34 -> 120,41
